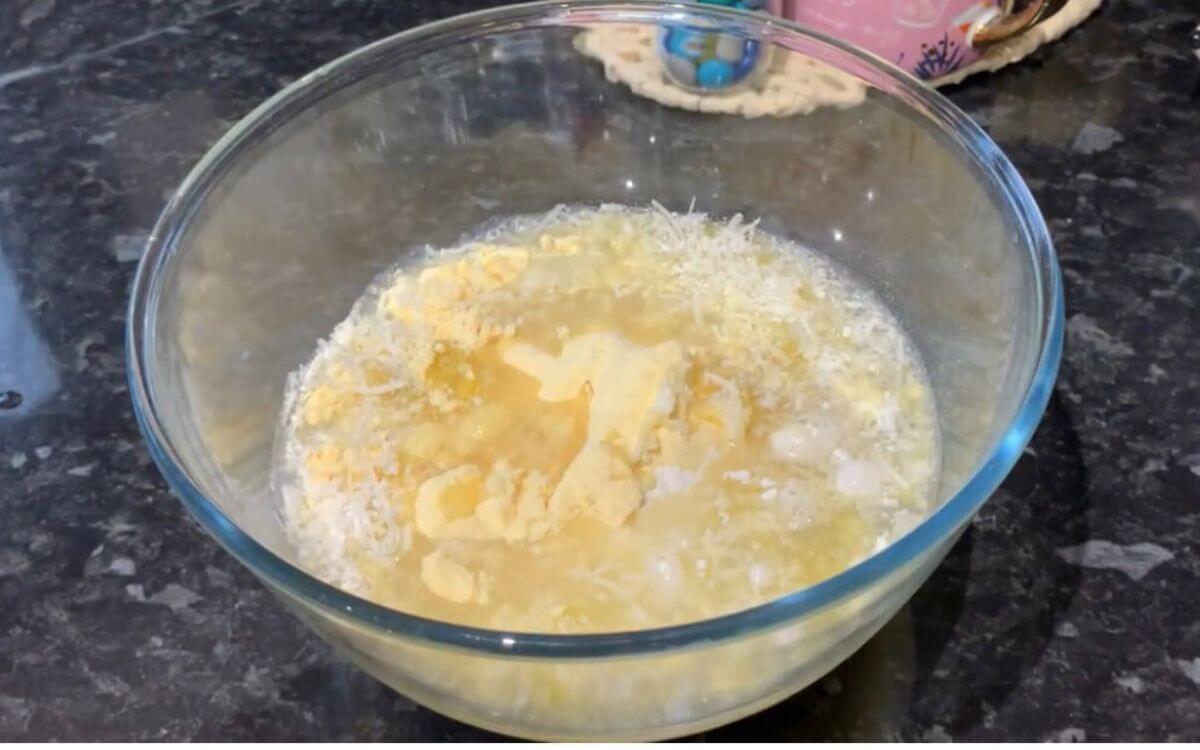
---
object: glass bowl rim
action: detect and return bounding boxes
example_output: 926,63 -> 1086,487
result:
126,0 -> 1063,659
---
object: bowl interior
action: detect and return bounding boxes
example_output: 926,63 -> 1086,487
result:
131,1 -> 1057,649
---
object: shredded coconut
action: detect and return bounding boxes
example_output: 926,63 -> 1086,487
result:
276,205 -> 939,632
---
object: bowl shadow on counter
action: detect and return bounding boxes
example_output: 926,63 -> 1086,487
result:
695,391 -> 1090,741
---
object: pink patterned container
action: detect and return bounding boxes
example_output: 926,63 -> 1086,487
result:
767,0 -> 1049,80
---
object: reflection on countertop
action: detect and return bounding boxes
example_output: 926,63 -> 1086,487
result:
1,0 -> 1199,740
0,246 -> 60,420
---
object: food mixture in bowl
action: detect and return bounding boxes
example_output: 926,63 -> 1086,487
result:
277,205 -> 939,632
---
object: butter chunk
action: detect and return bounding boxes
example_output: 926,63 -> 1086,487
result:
418,246 -> 529,312
549,443 -> 643,528
503,331 -> 690,529
502,342 -> 584,402
429,306 -> 495,351
589,338 -> 686,460
475,461 -> 554,542
504,332 -> 687,461
418,461 -> 556,542
420,549 -> 478,604
418,264 -> 471,310
391,247 -> 531,353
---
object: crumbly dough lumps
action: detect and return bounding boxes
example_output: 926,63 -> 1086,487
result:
279,206 -> 939,632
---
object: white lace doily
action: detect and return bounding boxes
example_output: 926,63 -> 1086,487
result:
575,0 -> 1101,118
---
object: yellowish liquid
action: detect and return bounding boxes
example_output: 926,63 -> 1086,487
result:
280,206 -> 938,633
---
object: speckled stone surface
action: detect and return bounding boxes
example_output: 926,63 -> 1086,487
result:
2,0 -> 1199,740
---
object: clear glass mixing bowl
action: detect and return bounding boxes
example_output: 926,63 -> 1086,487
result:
127,1 -> 1062,740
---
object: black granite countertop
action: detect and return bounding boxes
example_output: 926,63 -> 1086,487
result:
2,0 -> 1199,740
